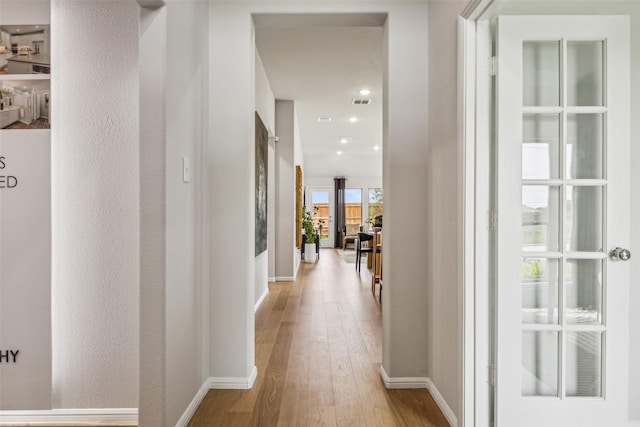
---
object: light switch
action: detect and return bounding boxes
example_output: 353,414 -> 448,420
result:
183,157 -> 190,183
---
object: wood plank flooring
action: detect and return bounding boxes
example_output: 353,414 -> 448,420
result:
189,249 -> 449,427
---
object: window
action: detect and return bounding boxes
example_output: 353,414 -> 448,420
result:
368,188 -> 383,222
345,189 -> 362,225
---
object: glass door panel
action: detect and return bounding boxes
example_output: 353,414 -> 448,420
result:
310,189 -> 333,247
566,114 -> 604,180
520,33 -> 606,400
567,41 -> 604,107
522,185 -> 561,252
522,331 -> 559,397
521,258 -> 559,324
565,259 -> 603,325
565,331 -> 603,397
523,41 -> 561,107
565,185 -> 603,252
523,113 -> 561,180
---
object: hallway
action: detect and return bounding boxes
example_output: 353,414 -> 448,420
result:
189,249 -> 448,426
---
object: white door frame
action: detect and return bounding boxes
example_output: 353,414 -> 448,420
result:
459,3 -> 637,427
458,1 -> 505,426
306,186 -> 335,248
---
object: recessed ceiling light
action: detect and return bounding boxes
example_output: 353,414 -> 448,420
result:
317,116 -> 332,123
35,25 -> 40,29
340,137 -> 351,144
16,29 -> 20,32
359,89 -> 371,96
337,151 -> 343,155
348,116 -> 358,123
373,146 -> 380,151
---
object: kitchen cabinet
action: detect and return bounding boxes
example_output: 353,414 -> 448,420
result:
0,31 -> 10,45
0,108 -> 20,129
7,60 -> 32,74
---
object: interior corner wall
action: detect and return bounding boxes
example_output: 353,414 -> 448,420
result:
275,100 -> 297,280
161,1 -> 209,426
139,4 -> 167,427
380,2 -> 430,385
51,0 -> 139,408
426,0 -> 470,420
293,106 -> 304,171
255,49 -> 276,301
268,139 -> 276,281
209,1 -> 255,381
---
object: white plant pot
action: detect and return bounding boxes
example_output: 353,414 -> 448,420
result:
304,243 -> 317,263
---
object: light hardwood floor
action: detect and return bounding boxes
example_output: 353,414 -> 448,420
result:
189,249 -> 448,427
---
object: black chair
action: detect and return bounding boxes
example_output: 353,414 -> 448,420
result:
356,232 -> 373,272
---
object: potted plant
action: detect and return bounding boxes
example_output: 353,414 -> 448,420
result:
302,209 -> 317,262
368,214 -> 383,229
373,214 -> 382,228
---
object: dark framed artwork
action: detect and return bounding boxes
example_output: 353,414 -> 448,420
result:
255,112 -> 268,255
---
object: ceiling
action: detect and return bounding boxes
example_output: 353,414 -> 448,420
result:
0,25 -> 49,36
256,25 -> 383,179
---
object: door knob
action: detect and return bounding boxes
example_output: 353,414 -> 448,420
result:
610,247 -> 631,261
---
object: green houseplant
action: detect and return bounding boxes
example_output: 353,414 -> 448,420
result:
302,209 -> 316,244
302,208 -> 319,262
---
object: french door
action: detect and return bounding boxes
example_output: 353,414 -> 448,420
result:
307,187 -> 333,248
495,16 -> 631,426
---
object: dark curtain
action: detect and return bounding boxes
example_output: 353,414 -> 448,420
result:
334,177 -> 346,248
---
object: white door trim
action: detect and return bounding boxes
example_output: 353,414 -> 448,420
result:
458,1 -> 502,426
305,186 -> 334,248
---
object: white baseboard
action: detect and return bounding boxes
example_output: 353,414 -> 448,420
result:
379,366 -> 456,427
0,408 -> 137,426
426,378 -> 457,427
268,277 -> 276,283
209,365 -> 257,390
174,380 -> 211,427
255,288 -> 269,312
379,365 -> 429,389
176,367 -> 258,427
275,276 -> 295,282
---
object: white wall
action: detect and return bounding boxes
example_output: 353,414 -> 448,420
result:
379,2 -> 431,384
256,51 -> 276,136
294,105 -> 303,273
275,100 -> 298,280
162,1 -> 209,425
492,1 -> 640,421
427,1 -> 468,421
208,1 -> 256,383
255,50 -> 275,303
139,4 -> 167,426
52,0 -> 139,409
0,0 -> 49,23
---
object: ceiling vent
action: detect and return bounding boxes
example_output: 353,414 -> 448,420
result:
352,99 -> 372,105
317,116 -> 332,123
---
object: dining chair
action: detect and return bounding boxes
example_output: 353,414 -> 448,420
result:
356,232 -> 373,272
371,229 -> 382,300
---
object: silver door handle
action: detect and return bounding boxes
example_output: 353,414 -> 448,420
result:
610,247 -> 631,261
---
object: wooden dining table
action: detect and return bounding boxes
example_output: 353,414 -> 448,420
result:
365,228 -> 382,270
